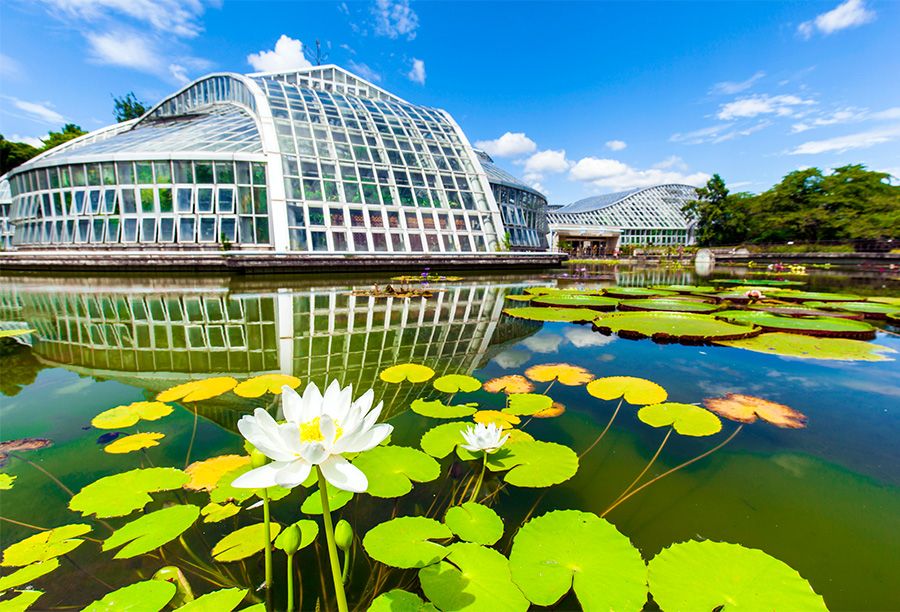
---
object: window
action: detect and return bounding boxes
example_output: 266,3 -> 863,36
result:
217,188 -> 234,213
140,188 -> 155,213
154,162 -> 171,184
199,217 -> 216,242
159,217 -> 175,242
179,217 -> 196,242
140,218 -> 156,242
197,188 -> 213,213
331,230 -> 347,250
176,188 -> 193,213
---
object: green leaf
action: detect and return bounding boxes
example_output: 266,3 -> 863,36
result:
509,510 -> 647,610
0,474 -> 15,490
103,432 -> 166,454
715,310 -> 876,340
156,377 -> 238,403
300,484 -> 353,514
433,374 -> 481,393
619,297 -> 721,313
503,393 -> 553,416
379,363 -> 435,384
487,440 -> 578,488
200,502 -> 241,523
637,402 -> 722,436
354,446 -> 440,498
603,286 -> 677,298
715,332 -> 896,361
363,517 -> 452,569
651,284 -> 716,293
804,300 -> 900,318
70,467 -> 189,518
592,311 -> 759,342
0,589 -> 43,611
767,290 -> 861,302
443,503 -> 503,546
586,376 -> 668,405
420,422 -> 470,458
524,363 -> 594,386
274,520 -> 318,552
368,589 -> 438,612
92,401 -> 173,429
0,560 -> 59,591
0,329 -> 35,339
502,307 -> 598,323
175,588 -> 248,611
2,524 -> 91,567
212,523 -> 281,562
648,540 -> 827,611
531,294 -> 619,310
82,580 -> 176,612
419,543 -> 529,612
411,399 -> 478,419
103,505 -> 200,559
209,464 -> 291,504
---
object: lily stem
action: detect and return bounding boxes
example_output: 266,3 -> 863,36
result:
286,552 -> 295,612
262,489 -> 273,593
469,453 -> 488,503
317,466 -> 350,612
184,402 -> 198,468
579,398 -> 624,459
610,427 -> 673,507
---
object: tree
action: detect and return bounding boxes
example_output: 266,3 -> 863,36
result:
0,135 -> 40,175
683,174 -> 748,245
113,92 -> 148,122
40,124 -> 86,151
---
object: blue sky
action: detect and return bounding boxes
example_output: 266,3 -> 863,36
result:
1,0 -> 898,204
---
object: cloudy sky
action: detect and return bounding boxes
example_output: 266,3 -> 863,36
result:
1,0 -> 898,204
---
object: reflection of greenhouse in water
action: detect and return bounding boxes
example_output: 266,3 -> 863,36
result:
0,276 -> 537,425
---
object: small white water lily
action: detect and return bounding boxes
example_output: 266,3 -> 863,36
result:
232,381 -> 392,493
461,422 -> 509,454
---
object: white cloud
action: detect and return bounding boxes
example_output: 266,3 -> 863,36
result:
654,155 -> 688,171
491,349 -> 531,369
85,30 -> 158,71
711,120 -> 771,143
789,124 -> 900,155
475,132 -> 537,158
523,150 -> 571,175
522,333 -> 563,354
709,71 -> 766,95
798,0 -> 875,38
569,156 -> 709,191
347,60 -> 382,83
247,35 -> 313,73
563,326 -> 615,348
407,58 -> 426,85
717,94 -> 815,120
0,53 -> 22,79
605,140 -> 627,151
670,123 -> 734,144
38,0 -> 211,38
168,63 -> 189,84
6,97 -> 65,125
373,0 -> 419,40
9,134 -> 46,148
870,107 -> 900,121
790,108 -> 866,133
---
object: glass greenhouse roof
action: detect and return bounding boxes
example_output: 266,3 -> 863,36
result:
550,184 -> 698,230
474,150 -> 544,197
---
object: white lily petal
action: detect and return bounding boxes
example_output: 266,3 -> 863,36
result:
319,414 -> 337,446
300,442 -> 328,464
231,462 -> 285,489
300,382 -> 323,421
281,385 -> 303,423
362,400 -> 384,431
238,410 -> 295,462
320,455 -> 368,493
274,460 -> 312,489
336,423 -> 393,454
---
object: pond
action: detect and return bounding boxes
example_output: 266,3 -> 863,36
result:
1,264 -> 898,611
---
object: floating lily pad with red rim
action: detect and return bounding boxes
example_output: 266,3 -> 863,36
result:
767,290 -> 861,302
502,307 -> 598,323
803,300 -> 900,319
714,332 -> 895,361
530,294 -> 619,311
602,286 -> 677,299
618,298 -> 721,314
592,312 -> 760,343
715,310 -> 876,340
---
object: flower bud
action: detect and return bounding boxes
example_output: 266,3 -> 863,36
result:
335,519 -> 353,551
249,448 -> 268,469
277,524 -> 302,555
152,566 -> 194,606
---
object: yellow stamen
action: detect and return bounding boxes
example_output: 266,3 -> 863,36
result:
299,417 -> 343,443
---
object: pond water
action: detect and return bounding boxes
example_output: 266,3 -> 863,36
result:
1,264 -> 898,610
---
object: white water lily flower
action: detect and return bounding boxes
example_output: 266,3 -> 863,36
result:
461,422 -> 509,454
232,381 -> 392,493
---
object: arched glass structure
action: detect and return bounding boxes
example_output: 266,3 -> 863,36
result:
0,178 -> 13,250
475,150 -> 548,251
5,66 -> 515,255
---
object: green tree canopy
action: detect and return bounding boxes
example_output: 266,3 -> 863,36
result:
113,92 -> 148,122
0,135 -> 40,175
40,124 -> 86,151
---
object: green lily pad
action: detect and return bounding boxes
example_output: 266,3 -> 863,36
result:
354,446 -> 441,498
411,399 -> 478,419
652,284 -> 716,293
504,294 -> 533,302
637,402 -> 722,436
618,298 -> 721,314
420,543 -> 529,612
2,524 -> 91,567
274,520 -> 318,552
487,440 -> 578,488
175,588 -> 248,612
0,329 -> 35,339
715,310 -> 876,340
508,510 -> 647,610
502,307 -> 598,323
603,286 -> 677,298
592,311 -> 759,342
715,332 -> 896,361
714,279 -> 805,287
70,467 -> 189,518
420,422 -> 469,458
0,589 -> 43,611
380,363 -> 436,384
768,290 -> 861,302
82,580 -> 176,612
200,502 -> 240,523
209,464 -> 291,504
443,503 -> 504,546
503,393 -> 553,416
747,304 -> 857,318
433,374 -> 481,393
211,523 -> 282,562
805,300 -> 900,319
0,559 -> 59,591
0,474 -> 15,490
648,540 -> 827,611
586,376 -> 667,405
531,294 -> 619,311
368,590 -> 438,612
103,505 -> 200,559
363,517 -> 452,569
300,484 -> 353,514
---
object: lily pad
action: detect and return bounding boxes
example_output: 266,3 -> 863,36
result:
618,298 -> 721,314
104,432 -> 165,454
483,375 -> 534,394
420,422 -> 470,458
487,440 -> 578,488
443,503 -> 503,546
380,363 -> 436,383
200,502 -> 241,523
2,524 -> 91,567
363,517 -> 452,569
274,520 -> 318,552
354,446 -> 441,498
704,393 -> 807,428
473,410 -> 521,429
603,286 -> 676,298
638,402 -> 722,436
411,398 -> 478,419
0,474 -> 15,490
593,311 -> 759,342
747,304 -> 858,318
652,284 -> 716,293
211,523 -> 282,562
533,401 -> 566,418
503,393 -> 553,416
768,290 -> 860,302
648,540 -> 826,611
368,590 -> 438,612
433,374 -> 481,393
524,363 -> 594,386
92,401 -> 173,429
103,505 -> 200,559
0,589 -> 42,611
175,588 -> 248,612
420,543 -> 529,612
715,332 -> 896,361
714,279 -> 805,287
502,307 -> 598,323
156,377 -> 238,403
508,510 -> 647,610
0,560 -> 59,591
531,294 -> 618,311
233,374 -> 301,398
82,580 -> 176,612
185,455 -> 251,491
586,376 -> 668,405
805,300 -> 900,319
504,294 -> 533,302
70,467 -> 189,518
300,483 -> 353,514
0,329 -> 35,339
715,310 -> 876,340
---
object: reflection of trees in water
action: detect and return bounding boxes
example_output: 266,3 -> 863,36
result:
0,342 -> 46,397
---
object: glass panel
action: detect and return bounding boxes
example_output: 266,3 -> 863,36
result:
353,232 -> 368,251
199,217 -> 216,242
158,188 -> 173,213
117,162 -> 134,184
215,162 -> 234,184
220,218 -> 237,243
136,162 -> 153,184
195,162 -> 213,183
197,188 -> 213,213
140,218 -> 156,242
174,161 -> 193,183
179,217 -> 196,242
217,188 -> 234,213
140,188 -> 155,213
176,188 -> 193,213
123,218 -> 138,242
121,189 -> 137,214
331,230 -> 347,251
311,230 -> 327,251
